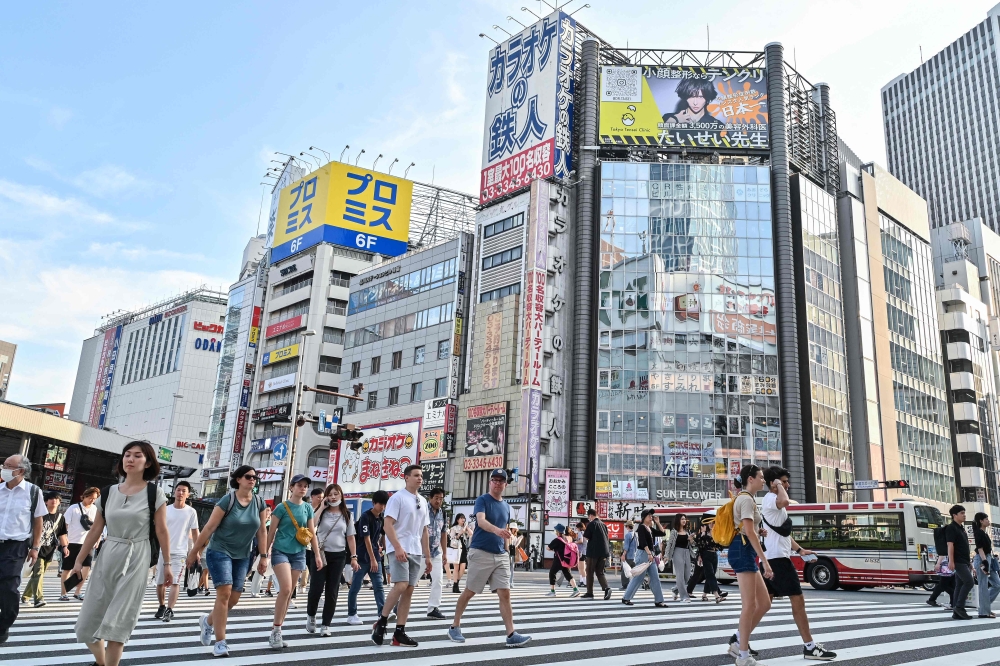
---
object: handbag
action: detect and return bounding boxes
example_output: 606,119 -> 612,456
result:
516,546 -> 528,563
78,504 -> 94,531
621,559 -> 634,579
283,501 -> 314,546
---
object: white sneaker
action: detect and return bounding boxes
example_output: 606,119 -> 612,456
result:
198,613 -> 214,646
320,625 -> 331,637
212,640 -> 229,657
269,626 -> 284,650
346,614 -> 363,625
672,588 -> 679,601
305,615 -> 316,633
544,590 -> 556,597
736,657 -> 766,666
681,598 -> 692,603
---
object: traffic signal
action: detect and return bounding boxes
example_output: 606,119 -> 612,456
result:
885,480 -> 910,489
334,424 -> 364,450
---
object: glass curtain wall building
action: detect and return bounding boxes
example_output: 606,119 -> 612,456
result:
596,161 -> 780,501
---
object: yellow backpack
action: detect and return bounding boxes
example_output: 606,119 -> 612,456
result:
711,491 -> 748,547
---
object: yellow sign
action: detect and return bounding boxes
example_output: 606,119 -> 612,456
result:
262,343 -> 299,366
271,161 -> 413,263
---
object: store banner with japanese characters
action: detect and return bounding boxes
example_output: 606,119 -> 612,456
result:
464,402 -> 507,471
599,65 -> 768,149
544,468 -> 570,517
482,312 -> 503,390
272,160 -> 413,262
480,10 -> 576,204
333,418 -> 419,495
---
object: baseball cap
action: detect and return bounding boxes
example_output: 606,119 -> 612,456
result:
289,474 -> 310,486
490,468 -> 508,480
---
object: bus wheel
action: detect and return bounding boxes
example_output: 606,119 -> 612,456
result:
921,581 -> 936,592
839,584 -> 865,591
806,559 -> 839,591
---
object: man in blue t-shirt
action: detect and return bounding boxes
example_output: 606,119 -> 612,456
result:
446,469 -> 531,648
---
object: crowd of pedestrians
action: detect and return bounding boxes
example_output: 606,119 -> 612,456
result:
11,442 -> 1000,664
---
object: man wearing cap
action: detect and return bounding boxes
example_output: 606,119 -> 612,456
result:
447,469 -> 531,648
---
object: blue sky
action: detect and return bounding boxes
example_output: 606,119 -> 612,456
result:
1,0 -> 993,406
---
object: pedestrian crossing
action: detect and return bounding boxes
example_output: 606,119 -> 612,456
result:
9,570 -> 1000,665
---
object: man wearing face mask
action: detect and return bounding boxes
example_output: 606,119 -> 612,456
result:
0,455 -> 46,644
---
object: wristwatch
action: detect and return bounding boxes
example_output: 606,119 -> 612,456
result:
794,547 -> 802,554
350,555 -> 358,559
29,547 -> 39,552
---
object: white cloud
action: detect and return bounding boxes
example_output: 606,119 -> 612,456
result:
47,106 -> 72,129
72,164 -> 167,197
86,242 -> 207,262
0,178 -> 116,225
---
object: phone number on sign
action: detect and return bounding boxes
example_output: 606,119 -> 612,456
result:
480,139 -> 555,204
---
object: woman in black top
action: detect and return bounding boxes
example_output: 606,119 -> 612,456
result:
545,524 -> 580,597
689,520 -> 727,602
621,509 -> 668,607
973,512 -> 999,618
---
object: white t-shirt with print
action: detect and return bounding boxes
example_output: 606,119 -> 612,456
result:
384,488 -> 429,556
761,492 -> 792,559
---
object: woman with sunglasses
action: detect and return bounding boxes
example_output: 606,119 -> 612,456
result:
186,465 -> 269,657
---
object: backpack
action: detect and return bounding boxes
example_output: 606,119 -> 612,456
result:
563,540 -> 580,568
101,483 -> 161,567
712,491 -> 749,548
220,491 -> 263,521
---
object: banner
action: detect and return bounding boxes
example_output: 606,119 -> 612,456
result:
599,65 -> 768,150
265,315 -> 304,339
87,326 -> 119,427
335,418 -> 420,495
307,466 -> 328,483
480,10 -> 576,204
544,468 -> 570,517
262,343 -> 299,366
464,402 -> 507,471
95,325 -> 123,428
421,427 -> 444,460
272,161 -> 413,262
262,373 -> 296,393
482,312 -> 503,390
419,460 -> 447,495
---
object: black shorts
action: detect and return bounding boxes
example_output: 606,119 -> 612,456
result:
761,557 -> 802,597
62,543 -> 92,571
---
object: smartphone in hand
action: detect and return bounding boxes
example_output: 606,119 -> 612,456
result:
800,553 -> 818,563
63,572 -> 82,592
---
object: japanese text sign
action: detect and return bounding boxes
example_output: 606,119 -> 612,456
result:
272,161 -> 413,263
544,468 -> 570,517
599,65 -> 769,150
334,418 -> 419,495
482,312 -> 503,390
480,10 -> 576,204
464,402 -> 507,471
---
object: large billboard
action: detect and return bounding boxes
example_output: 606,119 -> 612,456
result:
480,10 -> 576,205
599,65 -> 768,149
88,325 -> 122,428
333,418 -> 420,496
271,161 -> 413,263
266,160 -> 305,249
464,402 -> 507,471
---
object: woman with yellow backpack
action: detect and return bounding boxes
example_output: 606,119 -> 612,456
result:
713,464 -> 773,666
265,474 -> 323,650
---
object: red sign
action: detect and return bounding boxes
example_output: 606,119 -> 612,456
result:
480,137 -> 554,205
265,315 -> 304,339
194,321 -> 224,334
605,521 -> 625,541
445,403 -> 458,434
463,454 -> 504,472
232,407 -> 249,455
176,440 -> 207,450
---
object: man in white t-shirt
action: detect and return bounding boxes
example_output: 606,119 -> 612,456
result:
761,466 -> 835,661
58,487 -> 100,600
155,481 -> 200,622
371,465 -> 431,649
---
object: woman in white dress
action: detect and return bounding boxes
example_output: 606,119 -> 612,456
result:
72,441 -> 171,666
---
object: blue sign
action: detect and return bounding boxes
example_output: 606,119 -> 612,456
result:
97,325 -> 123,429
272,438 -> 289,462
248,435 -> 288,455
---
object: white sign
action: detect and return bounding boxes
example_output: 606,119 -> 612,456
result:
263,372 -> 296,393
423,399 -> 448,428
334,419 -> 420,495
853,479 -> 881,490
307,466 -> 328,483
257,466 -> 285,482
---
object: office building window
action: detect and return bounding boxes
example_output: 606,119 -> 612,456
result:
438,340 -> 450,360
481,246 -> 522,271
371,356 -> 381,375
483,212 -> 524,238
388,387 -> 399,406
414,346 -> 425,364
367,391 -> 378,410
322,327 -> 344,344
435,377 -> 447,398
411,382 -> 422,402
351,361 -> 361,379
392,350 -> 402,370
318,356 -> 341,375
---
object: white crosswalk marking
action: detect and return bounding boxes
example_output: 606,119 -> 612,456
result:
9,571 -> 1000,665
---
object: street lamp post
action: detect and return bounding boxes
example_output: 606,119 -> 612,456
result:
276,329 -> 316,501
167,393 -> 184,494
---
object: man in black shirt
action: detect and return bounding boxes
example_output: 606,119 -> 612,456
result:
582,509 -> 612,600
927,524 -> 955,608
945,504 -> 973,620
20,491 -> 62,607
346,490 -> 389,625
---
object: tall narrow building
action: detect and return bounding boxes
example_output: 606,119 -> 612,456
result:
882,4 -> 1000,233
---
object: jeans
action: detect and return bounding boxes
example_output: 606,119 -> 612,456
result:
428,553 -> 444,610
585,556 -> 609,594
0,539 -> 29,633
672,547 -> 693,600
21,558 -> 51,603
307,551 -> 348,626
974,554 -> 1000,616
347,561 -> 384,617
623,550 -> 663,603
205,548 -> 251,593
953,562 -> 974,612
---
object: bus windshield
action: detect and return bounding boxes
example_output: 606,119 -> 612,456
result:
913,505 -> 944,529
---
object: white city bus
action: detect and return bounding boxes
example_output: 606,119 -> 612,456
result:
656,497 -> 945,590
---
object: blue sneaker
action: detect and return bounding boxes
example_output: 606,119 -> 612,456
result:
506,631 -> 531,648
199,613 -> 213,646
447,626 -> 466,643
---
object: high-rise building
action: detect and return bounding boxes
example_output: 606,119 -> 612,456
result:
68,287 -> 228,468
0,339 -> 15,400
838,142 -> 955,506
882,4 -> 1000,233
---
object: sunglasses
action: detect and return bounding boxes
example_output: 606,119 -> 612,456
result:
243,474 -> 258,481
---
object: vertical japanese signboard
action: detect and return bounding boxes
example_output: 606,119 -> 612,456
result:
544,468 -> 570,517
89,325 -> 122,428
480,10 -> 576,205
482,312 -> 503,390
599,65 -> 769,149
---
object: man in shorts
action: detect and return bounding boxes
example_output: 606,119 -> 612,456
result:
447,469 -> 531,648
761,466 -> 836,661
155,481 -> 200,622
371,465 -> 431,648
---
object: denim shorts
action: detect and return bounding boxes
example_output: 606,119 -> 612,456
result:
272,548 -> 307,571
728,534 -> 759,574
205,548 -> 251,592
